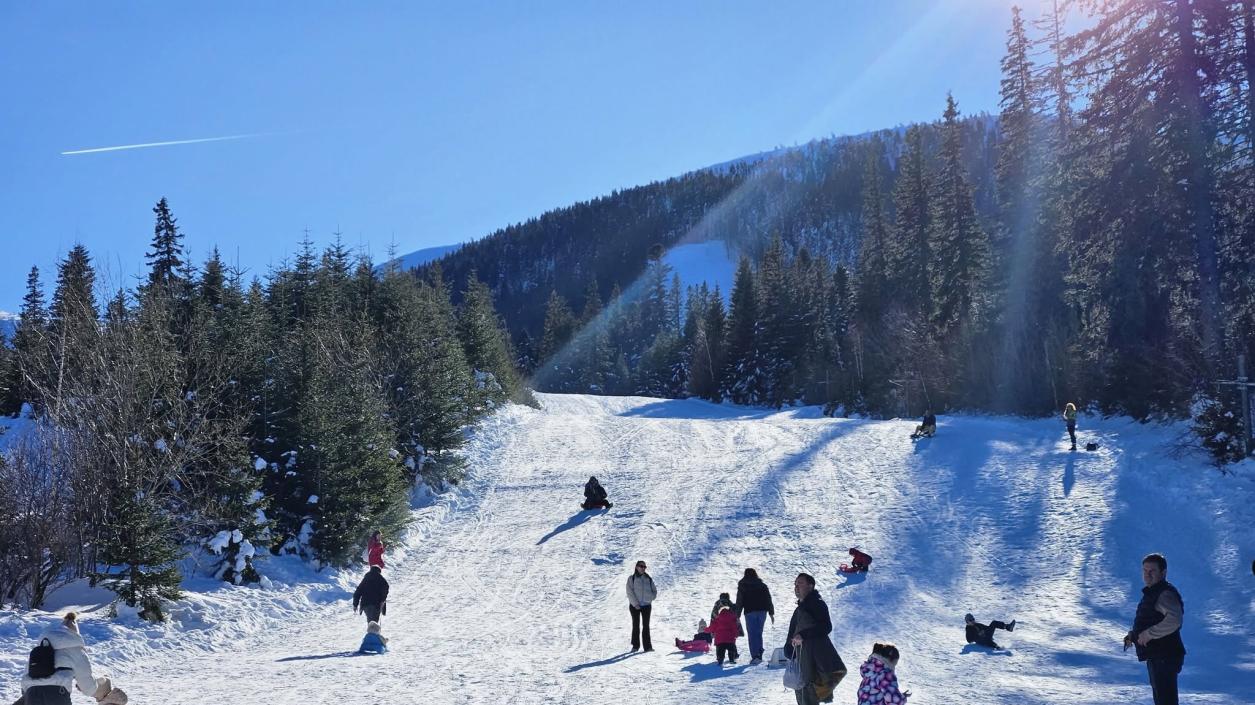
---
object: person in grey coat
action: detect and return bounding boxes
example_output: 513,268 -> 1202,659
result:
626,560 -> 657,652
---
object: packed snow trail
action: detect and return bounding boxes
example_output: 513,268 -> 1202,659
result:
6,394 -> 1255,704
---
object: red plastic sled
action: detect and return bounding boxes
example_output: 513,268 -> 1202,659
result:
838,563 -> 868,574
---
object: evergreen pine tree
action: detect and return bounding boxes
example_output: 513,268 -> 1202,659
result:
721,257 -> 766,405
930,94 -> 989,336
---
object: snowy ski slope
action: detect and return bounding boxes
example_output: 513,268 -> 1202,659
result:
3,394 -> 1254,704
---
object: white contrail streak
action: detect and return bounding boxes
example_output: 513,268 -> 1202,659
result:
60,133 -> 264,155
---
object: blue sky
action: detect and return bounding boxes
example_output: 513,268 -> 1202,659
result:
0,0 -> 1043,312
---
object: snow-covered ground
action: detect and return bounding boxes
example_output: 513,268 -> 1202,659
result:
3,394 -> 1254,704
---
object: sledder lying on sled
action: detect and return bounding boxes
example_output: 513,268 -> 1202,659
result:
675,619 -> 714,653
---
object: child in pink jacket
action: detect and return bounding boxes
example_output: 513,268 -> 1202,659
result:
675,619 -> 713,653
857,642 -> 910,704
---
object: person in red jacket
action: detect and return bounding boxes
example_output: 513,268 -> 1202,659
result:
709,605 -> 740,665
848,547 -> 872,573
367,530 -> 386,569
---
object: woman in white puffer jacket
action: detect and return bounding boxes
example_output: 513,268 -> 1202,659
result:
19,612 -> 107,705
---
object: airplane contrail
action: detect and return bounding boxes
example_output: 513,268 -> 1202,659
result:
60,133 -> 266,155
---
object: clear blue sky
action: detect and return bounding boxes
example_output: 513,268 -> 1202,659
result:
0,0 -> 1042,312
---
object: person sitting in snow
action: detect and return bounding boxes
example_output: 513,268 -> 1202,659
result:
965,612 -> 1015,649
674,618 -> 714,653
910,409 -> 937,439
359,621 -> 389,654
581,475 -> 612,510
709,605 -> 741,665
367,530 -> 386,569
848,547 -> 873,573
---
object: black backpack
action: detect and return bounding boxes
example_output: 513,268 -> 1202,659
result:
28,637 -> 55,678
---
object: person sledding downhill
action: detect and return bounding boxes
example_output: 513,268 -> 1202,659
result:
581,475 -> 612,510
840,547 -> 872,574
965,612 -> 1015,649
910,409 -> 936,440
675,619 -> 713,653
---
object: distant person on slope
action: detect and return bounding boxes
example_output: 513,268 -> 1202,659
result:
366,530 -> 386,569
856,642 -> 910,704
785,573 -> 847,705
353,565 -> 390,625
627,560 -> 657,652
1063,402 -> 1078,451
582,475 -> 612,510
1123,553 -> 1185,705
964,613 -> 1015,649
735,568 -> 775,664
910,410 -> 937,439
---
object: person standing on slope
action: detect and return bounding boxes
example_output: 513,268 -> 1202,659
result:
367,530 -> 386,569
964,613 -> 1015,649
627,560 -> 657,652
1063,402 -> 1078,451
735,568 -> 775,664
353,565 -> 390,625
785,573 -> 847,705
1124,553 -> 1186,705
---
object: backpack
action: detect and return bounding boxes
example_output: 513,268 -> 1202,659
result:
28,637 -> 55,678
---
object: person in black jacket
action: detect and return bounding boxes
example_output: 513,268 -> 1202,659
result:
735,568 -> 775,663
582,476 -> 612,509
784,573 -> 846,705
1124,553 -> 1186,705
964,613 -> 1015,648
911,409 -> 937,439
353,565 -> 390,624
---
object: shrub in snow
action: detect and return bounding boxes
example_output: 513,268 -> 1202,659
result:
1191,393 -> 1247,465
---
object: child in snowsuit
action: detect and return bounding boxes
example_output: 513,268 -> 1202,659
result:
581,476 -> 612,509
674,618 -> 714,653
709,605 -> 740,665
848,547 -> 873,572
965,613 -> 1015,648
709,592 -> 744,636
857,642 -> 910,704
367,530 -> 386,569
359,621 -> 389,654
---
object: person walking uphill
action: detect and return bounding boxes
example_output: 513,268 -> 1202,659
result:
353,565 -> 390,625
1124,553 -> 1186,705
784,573 -> 846,705
735,568 -> 775,663
1063,402 -> 1078,451
627,560 -> 657,652
367,530 -> 386,569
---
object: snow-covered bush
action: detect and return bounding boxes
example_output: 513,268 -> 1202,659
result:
1191,393 -> 1247,465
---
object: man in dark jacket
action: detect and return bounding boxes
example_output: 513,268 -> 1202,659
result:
735,568 -> 775,663
353,565 -> 389,624
582,476 -> 612,509
911,409 -> 937,439
784,573 -> 846,705
965,613 -> 1015,648
1124,553 -> 1185,705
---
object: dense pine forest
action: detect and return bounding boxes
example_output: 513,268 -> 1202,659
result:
0,199 -> 525,615
431,1 -> 1255,444
2,0 -> 1253,617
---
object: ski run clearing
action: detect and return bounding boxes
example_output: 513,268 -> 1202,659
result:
3,393 -> 1254,704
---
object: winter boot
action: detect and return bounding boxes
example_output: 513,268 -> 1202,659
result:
1007,620 -> 1016,632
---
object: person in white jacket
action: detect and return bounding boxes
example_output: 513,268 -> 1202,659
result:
19,612 -> 107,705
626,560 -> 657,652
